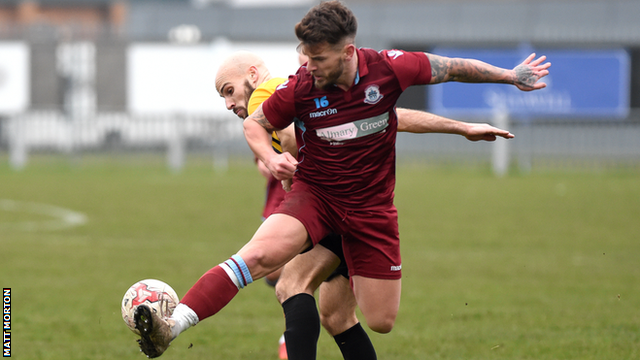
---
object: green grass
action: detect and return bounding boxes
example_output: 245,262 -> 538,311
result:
1,157 -> 639,359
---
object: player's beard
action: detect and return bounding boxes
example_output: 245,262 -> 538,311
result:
237,79 -> 256,119
314,58 -> 344,90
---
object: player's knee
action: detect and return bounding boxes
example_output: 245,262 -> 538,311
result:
274,280 -> 289,303
319,301 -> 359,336
366,315 -> 396,334
274,269 -> 319,304
359,297 -> 398,333
274,276 -> 302,304
320,311 -> 352,336
319,310 -> 339,335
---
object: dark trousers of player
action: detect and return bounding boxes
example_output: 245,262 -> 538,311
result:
282,293 -> 377,360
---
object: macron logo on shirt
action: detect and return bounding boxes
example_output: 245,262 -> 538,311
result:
276,80 -> 289,91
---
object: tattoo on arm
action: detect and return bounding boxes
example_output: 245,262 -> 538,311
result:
428,54 -> 451,83
428,53 -> 509,84
253,111 -> 277,133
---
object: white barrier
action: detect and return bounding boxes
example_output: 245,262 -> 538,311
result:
492,109 -> 510,177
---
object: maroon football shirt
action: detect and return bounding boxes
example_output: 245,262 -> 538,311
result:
262,48 -> 432,209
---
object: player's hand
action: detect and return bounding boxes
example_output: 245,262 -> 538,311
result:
265,152 -> 298,180
465,123 -> 514,142
512,53 -> 551,91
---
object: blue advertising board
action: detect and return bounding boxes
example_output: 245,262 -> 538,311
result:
428,48 -> 630,119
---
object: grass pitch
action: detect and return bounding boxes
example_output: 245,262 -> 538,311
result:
1,157 -> 639,359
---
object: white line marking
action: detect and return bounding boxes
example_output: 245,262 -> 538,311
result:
0,199 -> 88,231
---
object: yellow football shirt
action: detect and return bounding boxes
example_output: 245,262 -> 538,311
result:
248,77 -> 287,154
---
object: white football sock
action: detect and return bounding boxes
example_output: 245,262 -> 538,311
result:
170,303 -> 199,338
220,262 -> 243,289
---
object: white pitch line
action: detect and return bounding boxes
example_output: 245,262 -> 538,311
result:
0,199 -> 88,231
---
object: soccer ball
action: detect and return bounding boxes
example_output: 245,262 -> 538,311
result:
121,279 -> 179,334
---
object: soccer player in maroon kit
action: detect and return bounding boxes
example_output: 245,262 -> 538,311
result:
215,50 -> 515,360
133,1 -> 549,358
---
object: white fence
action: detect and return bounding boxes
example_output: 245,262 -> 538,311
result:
396,115 -> 640,172
2,111 -> 640,173
0,110 -> 243,171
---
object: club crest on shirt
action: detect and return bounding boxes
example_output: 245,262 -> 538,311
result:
364,84 -> 383,105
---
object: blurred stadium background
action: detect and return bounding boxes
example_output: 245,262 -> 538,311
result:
2,2 -> 639,359
1,0 -> 639,172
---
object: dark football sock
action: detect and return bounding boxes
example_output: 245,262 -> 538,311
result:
282,293 -> 321,360
334,322 -> 377,360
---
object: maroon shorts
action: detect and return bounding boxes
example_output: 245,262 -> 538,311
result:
262,175 -> 287,220
273,181 -> 401,280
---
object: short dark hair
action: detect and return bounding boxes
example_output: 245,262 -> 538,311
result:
295,1 -> 357,48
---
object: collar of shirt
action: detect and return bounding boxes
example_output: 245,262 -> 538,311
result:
355,48 -> 369,85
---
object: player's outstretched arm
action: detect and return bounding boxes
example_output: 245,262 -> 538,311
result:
425,52 -> 550,91
244,104 -> 297,180
396,108 -> 514,141
463,122 -> 515,141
